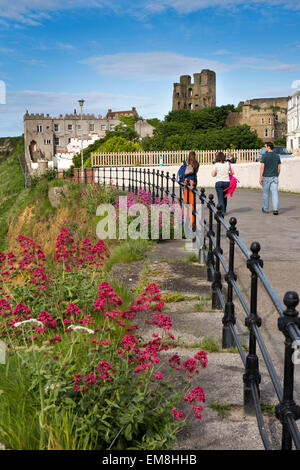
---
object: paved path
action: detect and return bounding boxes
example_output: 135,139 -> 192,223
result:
202,187 -> 300,403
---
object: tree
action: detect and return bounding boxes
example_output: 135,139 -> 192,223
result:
98,136 -> 142,152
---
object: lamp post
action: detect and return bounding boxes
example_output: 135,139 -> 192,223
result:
78,98 -> 85,183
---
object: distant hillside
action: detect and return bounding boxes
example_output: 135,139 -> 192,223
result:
0,135 -> 26,250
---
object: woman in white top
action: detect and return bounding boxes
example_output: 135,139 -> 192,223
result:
211,151 -> 234,216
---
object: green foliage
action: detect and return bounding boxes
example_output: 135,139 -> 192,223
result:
274,137 -> 287,147
98,136 -> 142,153
146,118 -> 161,129
0,229 -> 207,450
0,135 -> 27,250
209,401 -> 232,419
141,106 -> 263,150
72,118 -> 139,168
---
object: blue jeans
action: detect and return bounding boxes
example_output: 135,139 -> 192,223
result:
215,181 -> 230,214
262,176 -> 279,212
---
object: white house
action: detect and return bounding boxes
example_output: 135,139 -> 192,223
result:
287,89 -> 300,152
53,133 -> 102,170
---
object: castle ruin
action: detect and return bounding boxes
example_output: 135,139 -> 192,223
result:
172,70 -> 216,111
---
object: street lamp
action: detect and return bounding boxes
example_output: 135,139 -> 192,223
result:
78,98 -> 85,183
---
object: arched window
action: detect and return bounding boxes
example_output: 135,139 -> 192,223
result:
265,128 -> 268,137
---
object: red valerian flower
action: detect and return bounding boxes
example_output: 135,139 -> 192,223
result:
194,350 -> 208,368
184,386 -> 206,403
192,404 -> 204,420
171,408 -> 184,420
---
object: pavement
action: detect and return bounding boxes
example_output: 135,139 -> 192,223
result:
152,188 -> 300,450
108,187 -> 300,451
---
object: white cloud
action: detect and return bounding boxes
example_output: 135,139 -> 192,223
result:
81,51 -> 300,80
81,52 -> 229,80
1,0 -> 300,24
291,80 -> 300,89
0,88 -> 157,136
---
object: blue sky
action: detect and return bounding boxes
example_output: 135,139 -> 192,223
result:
0,0 -> 300,137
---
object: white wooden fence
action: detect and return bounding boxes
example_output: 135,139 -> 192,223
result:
91,149 -> 260,167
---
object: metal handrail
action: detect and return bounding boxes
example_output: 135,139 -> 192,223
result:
67,165 -> 300,450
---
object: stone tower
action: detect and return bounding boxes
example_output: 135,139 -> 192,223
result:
172,70 -> 216,111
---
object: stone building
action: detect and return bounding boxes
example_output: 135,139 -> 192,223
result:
286,89 -> 300,151
23,108 -> 139,171
172,70 -> 216,111
225,97 -> 289,143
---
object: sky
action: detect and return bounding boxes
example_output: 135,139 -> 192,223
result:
0,0 -> 300,137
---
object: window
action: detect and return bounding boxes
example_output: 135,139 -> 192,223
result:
77,124 -> 82,130
109,124 -> 115,130
271,129 -> 274,138
101,125 -> 106,131
54,137 -> 60,146
44,139 -> 51,145
89,123 -> 95,131
37,125 -> 42,132
54,123 -> 59,132
68,138 -> 71,144
268,118 -> 271,124
265,128 -> 268,137
67,124 -> 73,131
261,118 -> 264,124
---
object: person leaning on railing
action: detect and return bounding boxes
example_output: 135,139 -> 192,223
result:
184,151 -> 199,186
184,151 -> 199,227
211,151 -> 235,216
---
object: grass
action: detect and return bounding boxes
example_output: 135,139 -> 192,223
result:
199,336 -> 220,352
209,401 -> 232,419
0,136 -> 27,250
103,239 -> 149,274
161,292 -> 185,303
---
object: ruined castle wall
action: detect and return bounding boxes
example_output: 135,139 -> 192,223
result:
172,70 -> 216,111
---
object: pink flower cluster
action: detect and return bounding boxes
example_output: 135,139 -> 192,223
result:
94,282 -> 123,313
37,311 -> 57,329
17,235 -> 46,271
31,266 -> 52,290
169,351 -> 208,378
55,225 -> 109,271
73,361 -> 116,392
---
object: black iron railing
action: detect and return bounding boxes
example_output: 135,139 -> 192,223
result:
61,166 -> 300,450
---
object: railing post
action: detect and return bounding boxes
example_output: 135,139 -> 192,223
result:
222,217 -> 238,348
166,172 -> 170,201
160,171 -> 165,201
128,167 -> 131,192
156,169 -> 160,200
211,204 -> 223,309
171,174 -> 176,205
139,168 -> 142,192
135,168 -> 138,195
152,169 -> 156,203
243,242 -> 263,415
206,194 -> 215,282
122,167 -> 125,191
276,291 -> 300,450
147,169 -> 151,195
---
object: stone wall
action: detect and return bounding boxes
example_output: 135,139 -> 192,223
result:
226,97 -> 289,142
172,70 -> 216,111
